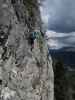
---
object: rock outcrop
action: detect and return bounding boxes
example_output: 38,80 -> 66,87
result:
0,0 -> 54,100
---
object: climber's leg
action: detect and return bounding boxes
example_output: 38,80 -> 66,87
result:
31,44 -> 34,51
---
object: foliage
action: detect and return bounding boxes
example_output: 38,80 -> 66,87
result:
23,0 -> 39,30
36,32 -> 44,52
23,0 -> 38,16
53,59 -> 66,100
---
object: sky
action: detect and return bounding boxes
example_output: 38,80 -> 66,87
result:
40,0 -> 75,50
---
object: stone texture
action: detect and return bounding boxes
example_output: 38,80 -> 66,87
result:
0,0 -> 54,100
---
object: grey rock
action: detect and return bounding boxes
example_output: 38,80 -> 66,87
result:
0,0 -> 54,100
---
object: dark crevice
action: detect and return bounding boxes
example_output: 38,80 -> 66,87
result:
11,0 -> 16,4
0,79 -> 2,85
0,23 -> 12,61
2,47 -> 8,61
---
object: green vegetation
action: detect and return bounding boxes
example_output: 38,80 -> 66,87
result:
23,0 -> 38,17
23,0 -> 39,30
53,59 -> 66,100
36,32 -> 44,52
33,32 -> 44,67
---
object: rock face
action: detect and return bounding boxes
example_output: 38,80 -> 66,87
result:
0,0 -> 54,100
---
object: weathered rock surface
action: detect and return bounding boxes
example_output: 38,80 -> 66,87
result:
0,0 -> 54,100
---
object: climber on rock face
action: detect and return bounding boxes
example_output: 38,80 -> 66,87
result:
28,33 -> 35,51
28,30 -> 37,51
28,30 -> 44,51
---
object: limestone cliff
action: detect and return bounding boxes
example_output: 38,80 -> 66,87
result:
0,0 -> 54,100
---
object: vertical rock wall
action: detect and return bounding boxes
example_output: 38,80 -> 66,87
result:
0,0 -> 54,100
